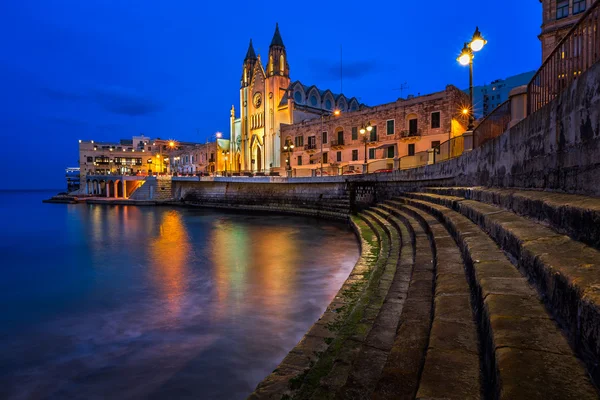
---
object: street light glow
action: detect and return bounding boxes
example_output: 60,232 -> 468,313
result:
458,52 -> 471,66
360,127 -> 366,134
463,108 -> 469,115
333,109 -> 341,116
169,141 -> 175,147
366,123 -> 373,132
216,132 -> 222,138
470,27 -> 487,52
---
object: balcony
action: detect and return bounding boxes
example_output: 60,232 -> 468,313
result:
399,129 -> 422,143
304,143 -> 317,151
331,139 -> 345,148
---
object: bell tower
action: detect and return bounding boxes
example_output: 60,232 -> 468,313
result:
240,39 -> 257,171
265,23 -> 292,169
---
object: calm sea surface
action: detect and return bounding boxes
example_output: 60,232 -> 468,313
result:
0,190 -> 359,400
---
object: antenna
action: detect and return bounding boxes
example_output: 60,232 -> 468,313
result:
340,44 -> 343,94
393,82 -> 410,98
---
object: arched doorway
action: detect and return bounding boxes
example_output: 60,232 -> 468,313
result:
117,180 -> 124,198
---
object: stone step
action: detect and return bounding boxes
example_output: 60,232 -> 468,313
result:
420,187 -> 600,250
333,208 -> 411,399
405,190 -> 600,389
400,204 -> 482,399
250,215 -> 383,399
371,206 -> 435,400
393,196 -> 598,399
307,211 -> 396,399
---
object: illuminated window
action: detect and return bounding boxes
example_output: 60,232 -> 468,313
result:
269,56 -> 274,74
294,91 -> 303,103
573,0 -> 586,14
557,0 -> 569,19
310,94 -> 318,106
280,55 -> 285,74
431,112 -> 441,128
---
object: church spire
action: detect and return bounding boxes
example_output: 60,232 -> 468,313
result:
245,39 -> 257,60
270,23 -> 285,48
267,23 -> 289,78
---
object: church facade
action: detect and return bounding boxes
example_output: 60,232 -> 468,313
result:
228,24 -> 363,173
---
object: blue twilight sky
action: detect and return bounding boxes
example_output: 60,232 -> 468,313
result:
0,0 -> 541,190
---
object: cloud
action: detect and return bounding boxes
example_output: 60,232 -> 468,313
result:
41,87 -> 85,101
40,85 -> 163,117
311,59 -> 380,81
92,86 -> 163,116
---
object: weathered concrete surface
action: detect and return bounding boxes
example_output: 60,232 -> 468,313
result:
422,187 -> 600,250
394,197 -> 598,399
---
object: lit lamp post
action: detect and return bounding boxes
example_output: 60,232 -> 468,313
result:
359,122 -> 373,174
458,27 -> 487,131
214,132 -> 222,176
283,139 -> 295,177
222,150 -> 229,176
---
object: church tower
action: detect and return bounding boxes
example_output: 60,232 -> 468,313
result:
265,23 -> 292,170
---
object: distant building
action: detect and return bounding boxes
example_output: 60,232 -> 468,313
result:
78,135 -> 208,179
281,85 -> 469,175
470,71 -> 536,119
65,167 -> 80,193
539,0 -> 593,61
169,139 -> 230,175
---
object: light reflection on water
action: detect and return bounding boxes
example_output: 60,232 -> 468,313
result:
0,193 -> 358,400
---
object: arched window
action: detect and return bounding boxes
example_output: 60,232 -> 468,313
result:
243,67 -> 247,84
294,91 -> 303,103
325,99 -> 332,110
310,94 -> 318,106
280,55 -> 285,74
269,56 -> 274,74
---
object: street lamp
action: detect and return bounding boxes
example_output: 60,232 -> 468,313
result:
222,150 -> 229,176
458,26 -> 487,131
283,139 -> 295,176
319,109 -> 341,176
359,122 -> 373,174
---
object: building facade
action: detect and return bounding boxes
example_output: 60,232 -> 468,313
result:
471,71 -> 536,119
169,139 -> 230,175
229,24 -> 363,174
281,85 -> 469,175
539,0 -> 593,61
78,135 -> 209,179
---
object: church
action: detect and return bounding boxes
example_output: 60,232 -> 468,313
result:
228,24 -> 363,173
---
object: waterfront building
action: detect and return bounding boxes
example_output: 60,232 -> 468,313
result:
281,85 -> 469,176
65,167 -> 80,193
539,0 -> 593,61
169,139 -> 231,175
78,135 -> 206,179
471,71 -> 536,119
228,24 -> 364,174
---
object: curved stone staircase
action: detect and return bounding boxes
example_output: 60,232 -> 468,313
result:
250,187 -> 600,399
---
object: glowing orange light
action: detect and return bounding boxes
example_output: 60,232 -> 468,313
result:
333,109 -> 341,116
462,108 -> 469,115
169,141 -> 175,147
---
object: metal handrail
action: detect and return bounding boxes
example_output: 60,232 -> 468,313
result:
527,0 -> 600,114
472,99 -> 511,148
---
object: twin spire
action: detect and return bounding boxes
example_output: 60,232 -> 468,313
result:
244,23 -> 285,61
